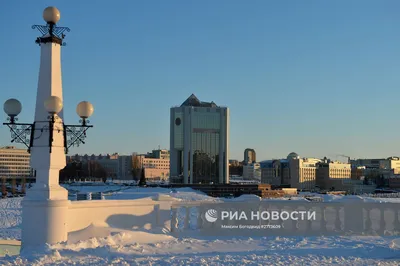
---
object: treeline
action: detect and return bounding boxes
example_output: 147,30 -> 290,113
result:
59,160 -> 108,182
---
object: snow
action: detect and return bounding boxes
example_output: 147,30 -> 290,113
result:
103,187 -> 220,202
1,186 -> 399,265
0,198 -> 22,240
63,184 -> 130,194
2,234 -> 399,265
226,194 -> 261,201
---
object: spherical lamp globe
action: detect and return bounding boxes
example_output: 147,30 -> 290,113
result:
76,101 -> 94,119
43,6 -> 61,24
3,99 -> 22,117
44,96 -> 63,114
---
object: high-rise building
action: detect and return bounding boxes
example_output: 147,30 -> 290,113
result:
0,146 -> 32,179
244,148 -> 256,164
170,94 -> 230,184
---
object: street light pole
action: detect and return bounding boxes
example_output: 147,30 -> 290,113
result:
2,6 -> 94,250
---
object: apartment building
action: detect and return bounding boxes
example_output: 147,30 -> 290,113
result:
0,146 -> 32,180
133,149 -> 170,180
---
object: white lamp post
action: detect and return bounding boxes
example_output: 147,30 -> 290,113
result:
2,7 -> 94,250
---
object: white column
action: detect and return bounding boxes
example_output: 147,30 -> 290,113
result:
29,38 -> 68,199
34,37 -> 64,122
21,36 -> 69,250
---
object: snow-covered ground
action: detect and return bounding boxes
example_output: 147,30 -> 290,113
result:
0,186 -> 399,265
3,234 -> 400,265
0,197 -> 22,241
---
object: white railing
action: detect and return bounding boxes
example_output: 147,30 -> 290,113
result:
169,201 -> 400,237
363,193 -> 400,198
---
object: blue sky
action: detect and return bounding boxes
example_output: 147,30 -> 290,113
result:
1,0 -> 400,161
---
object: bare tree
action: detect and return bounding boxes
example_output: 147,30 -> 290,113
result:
11,178 -> 16,195
132,155 -> 141,180
21,177 -> 26,194
60,161 -> 84,183
84,161 -> 108,182
139,168 -> 146,186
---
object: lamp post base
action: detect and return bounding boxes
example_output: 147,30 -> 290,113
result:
25,183 -> 68,201
21,196 -> 70,251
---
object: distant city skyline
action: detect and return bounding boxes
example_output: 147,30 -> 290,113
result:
1,1 -> 400,160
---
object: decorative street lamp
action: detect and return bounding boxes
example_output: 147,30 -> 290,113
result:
3,96 -> 94,154
1,6 -> 94,250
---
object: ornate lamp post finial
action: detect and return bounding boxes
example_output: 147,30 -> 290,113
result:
32,6 -> 70,46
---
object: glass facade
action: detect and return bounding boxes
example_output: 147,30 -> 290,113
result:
191,131 -> 220,183
190,111 -> 221,184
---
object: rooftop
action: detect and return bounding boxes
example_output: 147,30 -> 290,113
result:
180,94 -> 218,107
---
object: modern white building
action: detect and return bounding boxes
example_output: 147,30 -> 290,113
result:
170,94 -> 229,184
0,146 -> 32,179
